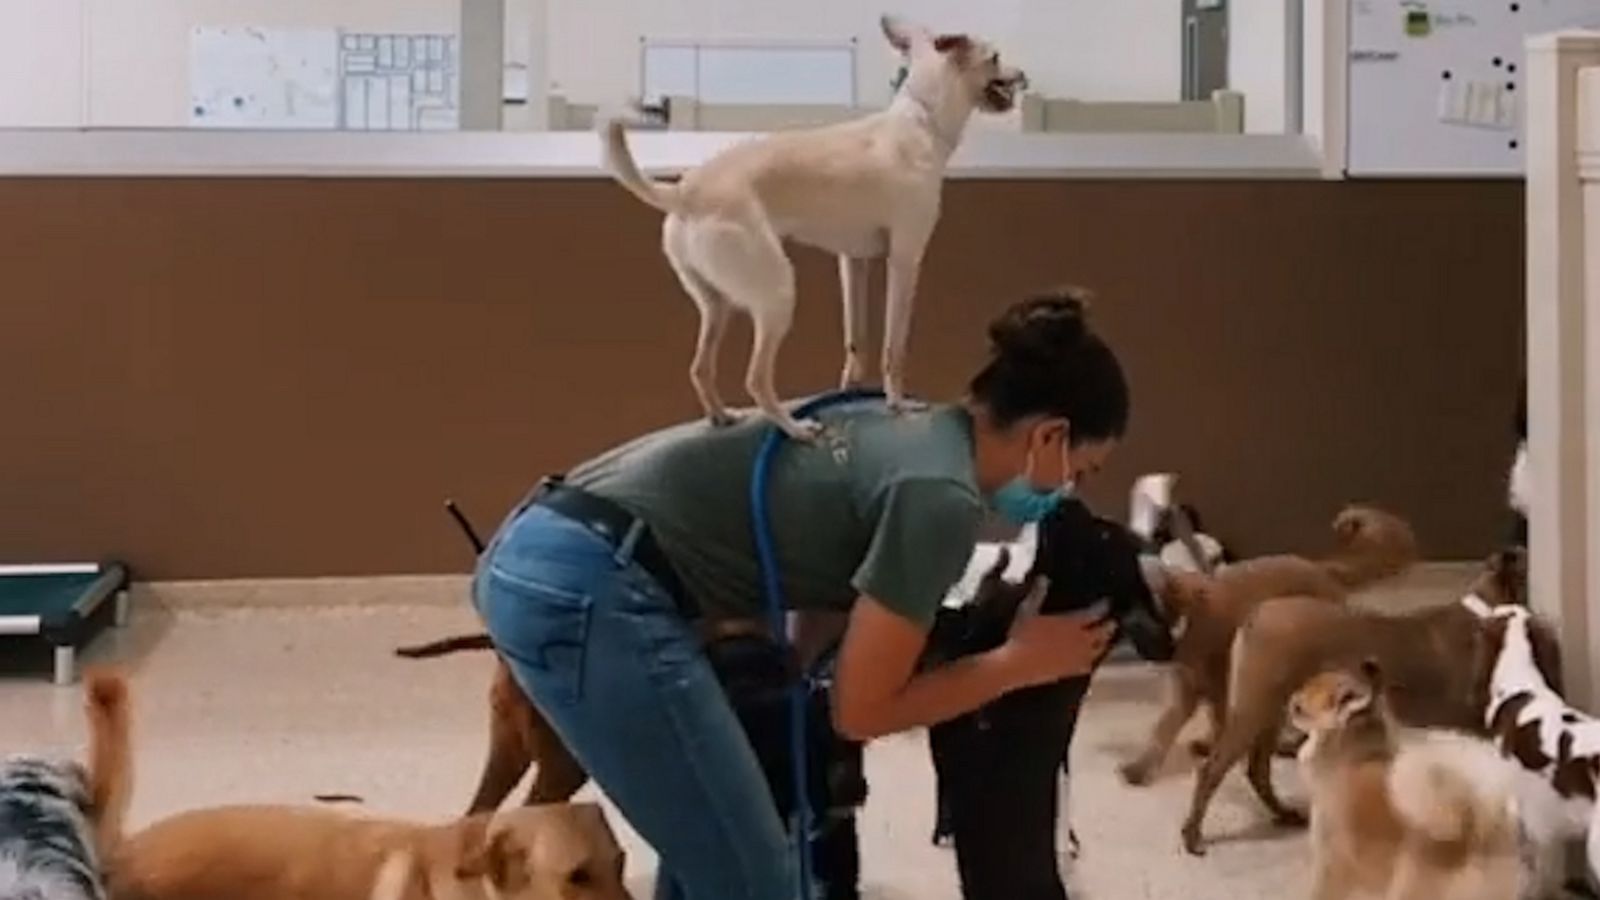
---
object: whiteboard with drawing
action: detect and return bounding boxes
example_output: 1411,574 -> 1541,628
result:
190,27 -> 340,130
1347,0 -> 1600,176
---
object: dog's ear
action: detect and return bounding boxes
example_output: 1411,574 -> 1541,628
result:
1357,657 -> 1384,692
455,820 -> 527,890
932,33 -> 974,60
880,15 -> 924,53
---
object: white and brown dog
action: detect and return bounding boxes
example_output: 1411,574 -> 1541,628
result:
1472,599 -> 1600,898
603,14 -> 1028,438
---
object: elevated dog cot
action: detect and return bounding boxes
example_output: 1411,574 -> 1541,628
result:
0,562 -> 130,685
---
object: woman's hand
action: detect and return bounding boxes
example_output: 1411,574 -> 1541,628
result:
995,577 -> 1116,690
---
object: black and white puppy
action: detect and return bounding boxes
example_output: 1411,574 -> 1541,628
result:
0,673 -> 131,900
926,499 -> 1175,900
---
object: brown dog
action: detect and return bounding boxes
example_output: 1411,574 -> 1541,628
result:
395,617 -> 773,815
1178,547 -> 1559,856
1119,505 -> 1418,786
108,801 -> 631,900
393,637 -> 589,815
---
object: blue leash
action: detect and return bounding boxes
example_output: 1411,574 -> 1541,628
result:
749,388 -> 885,900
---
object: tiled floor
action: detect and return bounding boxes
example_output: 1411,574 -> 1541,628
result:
0,572 -> 1472,899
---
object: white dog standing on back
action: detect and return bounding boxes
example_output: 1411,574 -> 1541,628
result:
602,14 -> 1028,439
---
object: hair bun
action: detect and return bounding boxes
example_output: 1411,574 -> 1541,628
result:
988,286 -> 1094,364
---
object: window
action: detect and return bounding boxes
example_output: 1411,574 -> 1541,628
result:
0,1 -> 1321,177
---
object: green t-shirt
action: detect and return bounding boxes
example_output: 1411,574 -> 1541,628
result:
568,399 -> 983,627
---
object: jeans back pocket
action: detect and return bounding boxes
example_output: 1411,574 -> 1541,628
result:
481,569 -> 596,707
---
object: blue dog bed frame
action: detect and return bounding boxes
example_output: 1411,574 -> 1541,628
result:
0,562 -> 130,685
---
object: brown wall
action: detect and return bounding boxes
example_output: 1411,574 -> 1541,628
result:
0,178 -> 1523,579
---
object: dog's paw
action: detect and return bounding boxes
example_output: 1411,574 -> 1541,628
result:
780,417 -> 827,442
1181,824 -> 1207,857
887,398 -> 929,417
1118,759 -> 1155,787
708,409 -> 744,428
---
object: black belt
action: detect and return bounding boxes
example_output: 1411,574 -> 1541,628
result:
532,477 -> 697,619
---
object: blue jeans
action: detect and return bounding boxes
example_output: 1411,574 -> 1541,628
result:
474,502 -> 795,900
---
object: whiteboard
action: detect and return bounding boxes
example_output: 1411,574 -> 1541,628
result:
1347,0 -> 1600,176
190,27 -> 339,130
641,42 -> 856,106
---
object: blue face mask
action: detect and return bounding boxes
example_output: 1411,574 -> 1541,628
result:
989,437 -> 1071,525
990,478 -> 1063,525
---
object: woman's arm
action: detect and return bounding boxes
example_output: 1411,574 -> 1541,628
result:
830,593 -> 1112,741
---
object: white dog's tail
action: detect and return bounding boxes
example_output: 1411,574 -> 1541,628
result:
1388,731 -> 1518,850
602,119 -> 680,214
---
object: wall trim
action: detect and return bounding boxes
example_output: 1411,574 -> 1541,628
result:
128,562 -> 1483,610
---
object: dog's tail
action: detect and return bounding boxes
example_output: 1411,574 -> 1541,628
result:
395,633 -> 494,658
602,119 -> 681,214
1321,505 -> 1419,590
1388,731 -> 1518,851
84,669 -> 133,860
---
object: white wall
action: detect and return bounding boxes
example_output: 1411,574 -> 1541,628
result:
77,0 -> 454,127
87,0 -> 458,127
0,0 -> 461,128
1229,0 -> 1288,133
0,0 -> 84,127
546,0 -> 1182,108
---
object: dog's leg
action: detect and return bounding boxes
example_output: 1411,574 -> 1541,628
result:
703,218 -> 819,440
838,256 -> 871,390
524,709 -> 589,804
747,291 -> 822,440
1121,669 -> 1201,786
1181,698 -> 1279,855
666,251 -> 738,427
1245,725 -> 1305,826
1311,858 -> 1356,900
466,662 -> 539,814
1190,697 -> 1223,759
881,245 -> 928,414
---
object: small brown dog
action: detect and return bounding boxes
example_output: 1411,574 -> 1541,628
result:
108,801 -> 631,900
392,642 -> 589,815
1179,547 -> 1560,855
1291,660 -> 1521,900
1120,505 -> 1418,786
394,618 -> 773,815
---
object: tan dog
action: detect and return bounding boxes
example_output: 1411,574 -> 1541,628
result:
1119,505 -> 1418,786
603,14 -> 1028,438
1291,660 -> 1521,900
1179,548 -> 1561,855
108,801 -> 630,900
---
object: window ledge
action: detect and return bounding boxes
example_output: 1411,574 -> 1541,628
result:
0,129 -> 1327,179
